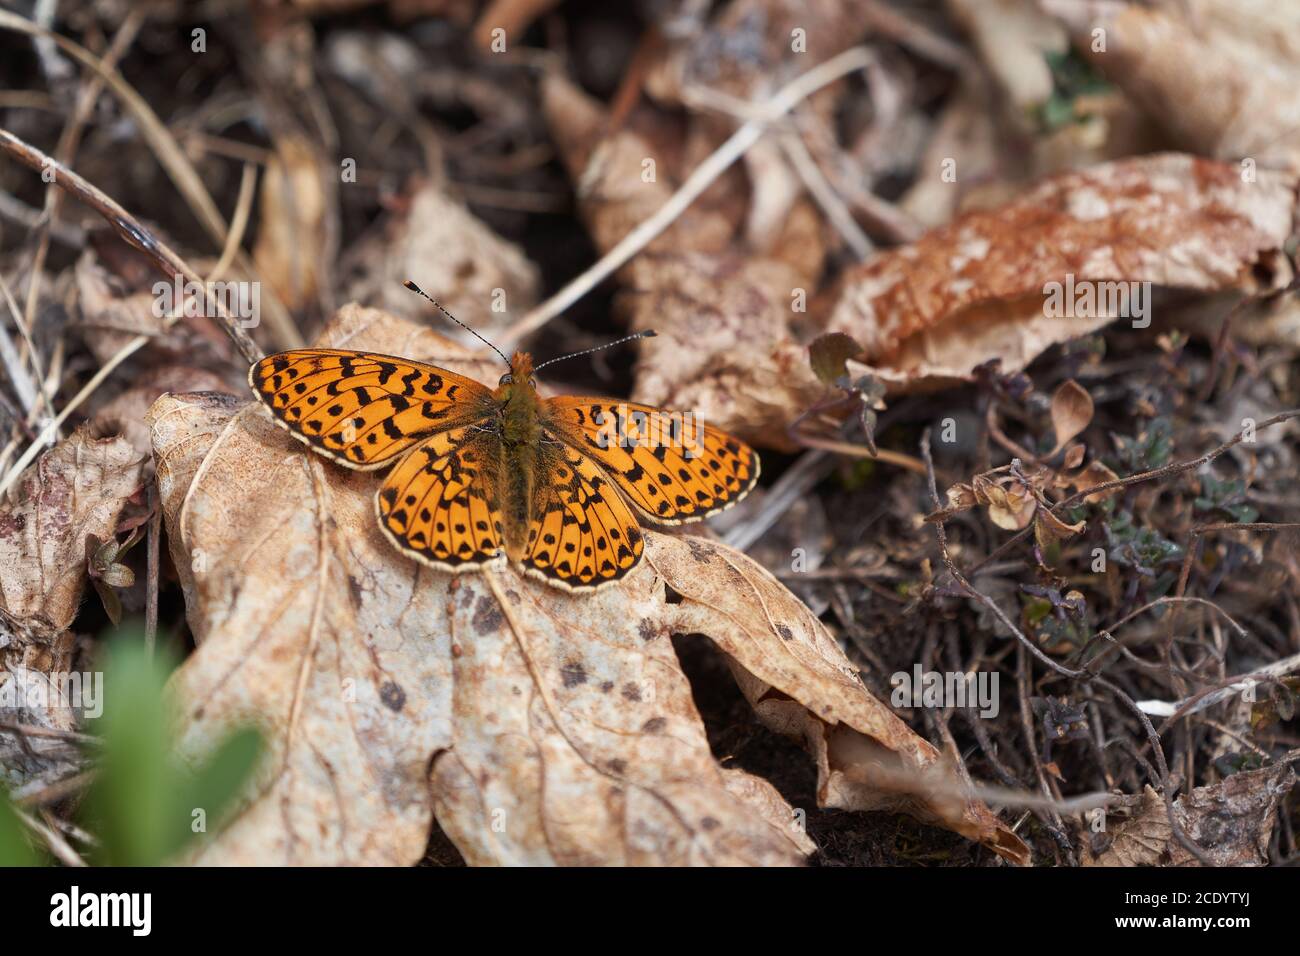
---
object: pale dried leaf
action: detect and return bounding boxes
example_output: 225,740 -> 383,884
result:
74,249 -> 232,368
151,393 -> 807,866
91,365 -> 236,461
0,427 -> 145,639
949,0 -> 1066,111
899,82 -> 1002,229
0,429 -> 143,790
1045,0 -> 1300,172
1072,460 -> 1121,503
944,482 -> 978,513
340,181 -> 540,341
626,253 -> 828,450
973,473 -> 1038,531
542,75 -> 827,449
1034,508 -> 1085,548
541,73 -> 734,269
986,486 -> 1037,531
647,533 -> 1030,864
253,134 -> 331,312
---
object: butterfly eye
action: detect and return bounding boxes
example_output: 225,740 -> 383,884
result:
498,373 -> 513,386
529,378 -> 537,389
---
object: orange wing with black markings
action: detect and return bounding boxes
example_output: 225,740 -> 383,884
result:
520,441 -> 644,591
541,397 -> 759,525
249,349 -> 493,470
375,424 -> 505,571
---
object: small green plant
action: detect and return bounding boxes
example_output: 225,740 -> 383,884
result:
1112,416 -> 1174,475
0,787 -> 38,866
1,627 -> 262,866
1193,475 -> 1258,524
1103,510 -> 1183,600
1037,49 -> 1111,131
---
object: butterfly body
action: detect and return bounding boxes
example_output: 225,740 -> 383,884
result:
250,346 -> 759,592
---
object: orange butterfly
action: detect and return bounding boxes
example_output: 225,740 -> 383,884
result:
248,284 -> 759,592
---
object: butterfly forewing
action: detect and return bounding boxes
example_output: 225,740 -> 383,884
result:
376,425 -> 505,570
522,443 -> 644,590
250,349 -> 493,469
542,397 -> 759,525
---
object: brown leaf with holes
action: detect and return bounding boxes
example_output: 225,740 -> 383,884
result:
149,304 -> 1026,865
827,153 -> 1297,389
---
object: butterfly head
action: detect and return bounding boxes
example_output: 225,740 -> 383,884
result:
496,350 -> 537,396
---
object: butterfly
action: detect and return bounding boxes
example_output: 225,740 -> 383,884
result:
247,284 -> 759,592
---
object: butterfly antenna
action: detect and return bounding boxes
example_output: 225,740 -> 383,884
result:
533,330 -> 658,372
403,280 -> 511,367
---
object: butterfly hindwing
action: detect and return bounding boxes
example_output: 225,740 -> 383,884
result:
522,442 -> 644,591
250,349 -> 493,469
376,425 -> 506,570
542,397 -> 759,525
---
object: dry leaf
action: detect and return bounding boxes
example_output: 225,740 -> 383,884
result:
540,74 -> 735,270
0,428 -> 145,790
74,248 -> 232,368
949,0 -> 1066,112
1045,0 -> 1300,173
542,75 -> 826,449
1084,764 -> 1295,866
828,153 -> 1297,389
808,331 -> 866,385
1049,379 -> 1093,452
647,0 -> 875,106
641,0 -> 872,255
1071,459 -> 1120,503
980,475 -> 1038,531
1034,508 -> 1085,549
647,534 -> 1029,864
91,365 -> 237,462
253,133 -> 331,312
149,304 -> 1026,865
0,427 -> 146,640
627,253 -> 828,451
900,81 -> 1003,229
340,180 -> 540,341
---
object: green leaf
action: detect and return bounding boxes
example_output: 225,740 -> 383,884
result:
82,626 -> 263,864
84,635 -> 176,866
0,790 -> 38,866
1104,511 -> 1183,576
1112,417 -> 1173,475
167,727 -> 262,858
1194,475 -> 1258,524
